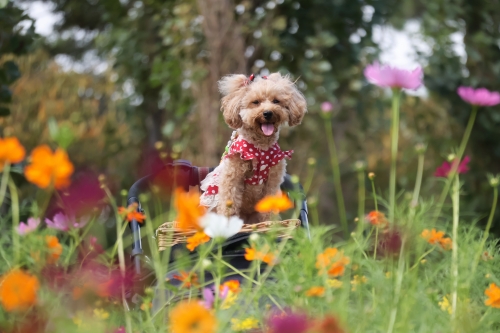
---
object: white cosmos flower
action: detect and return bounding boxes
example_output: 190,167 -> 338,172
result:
200,213 -> 244,239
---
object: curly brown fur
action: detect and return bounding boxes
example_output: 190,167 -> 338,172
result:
216,73 -> 307,223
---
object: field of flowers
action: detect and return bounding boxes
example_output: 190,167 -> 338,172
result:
1,63 -> 500,333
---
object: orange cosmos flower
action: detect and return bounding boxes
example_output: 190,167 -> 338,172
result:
24,145 -> 74,190
316,248 -> 350,277
46,235 -> 63,264
220,280 -> 240,293
305,286 -> 325,297
0,137 -> 25,172
314,315 -> 345,333
118,203 -> 146,223
244,247 -> 275,265
485,283 -> 500,308
174,188 -> 206,231
186,231 -> 210,251
173,271 -> 199,288
421,228 -> 452,250
255,192 -> 293,214
169,301 -> 216,333
0,269 -> 39,312
365,211 -> 388,227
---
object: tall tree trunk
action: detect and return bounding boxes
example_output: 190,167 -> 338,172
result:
196,0 -> 246,166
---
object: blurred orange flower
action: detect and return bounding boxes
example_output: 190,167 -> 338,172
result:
0,269 -> 39,312
314,315 -> 345,333
485,283 -> 500,308
316,248 -> 350,277
305,286 -> 325,297
169,301 -> 216,333
46,235 -> 63,264
174,188 -> 206,231
255,192 -> 293,214
365,211 -> 388,227
173,271 -> 199,288
0,137 -> 25,172
244,247 -> 275,265
421,229 -> 452,250
220,280 -> 240,293
118,203 -> 145,223
24,145 -> 74,189
186,231 -> 210,251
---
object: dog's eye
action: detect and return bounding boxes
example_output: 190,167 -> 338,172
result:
273,99 -> 280,104
252,100 -> 260,105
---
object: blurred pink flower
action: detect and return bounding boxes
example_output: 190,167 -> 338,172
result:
321,102 -> 333,113
201,285 -> 229,309
457,86 -> 500,106
434,156 -> 470,178
267,310 -> 310,333
377,228 -> 403,258
364,62 -> 423,90
45,212 -> 89,231
17,217 -> 40,235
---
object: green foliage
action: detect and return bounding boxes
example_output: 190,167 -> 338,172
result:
0,2 -> 37,117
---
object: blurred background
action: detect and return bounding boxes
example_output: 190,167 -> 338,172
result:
1,0 -> 500,232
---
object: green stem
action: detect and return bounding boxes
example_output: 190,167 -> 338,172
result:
434,106 -> 478,223
8,178 -> 20,264
386,236 -> 406,333
470,185 -> 498,280
389,89 -> 402,223
324,118 -> 348,237
451,176 -> 460,323
0,162 -> 11,206
411,153 -> 425,212
408,248 -> 435,272
357,170 -> 365,226
102,186 -> 133,333
373,227 -> 379,260
370,178 -> 378,212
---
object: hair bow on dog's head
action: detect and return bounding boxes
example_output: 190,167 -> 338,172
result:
245,73 -> 267,85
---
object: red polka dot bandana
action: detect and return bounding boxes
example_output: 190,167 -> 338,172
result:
203,138 -> 293,196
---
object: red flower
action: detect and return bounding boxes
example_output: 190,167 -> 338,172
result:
434,156 -> 470,178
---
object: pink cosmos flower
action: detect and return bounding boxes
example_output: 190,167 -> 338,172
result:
45,212 -> 89,231
457,86 -> 500,106
434,156 -> 470,178
321,102 -> 333,113
17,217 -> 40,235
267,310 -> 310,333
364,62 -> 423,90
200,285 -> 229,309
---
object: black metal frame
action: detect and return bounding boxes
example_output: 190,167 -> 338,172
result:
126,159 -> 309,275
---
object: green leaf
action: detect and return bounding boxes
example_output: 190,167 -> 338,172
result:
0,85 -> 12,103
2,61 -> 21,84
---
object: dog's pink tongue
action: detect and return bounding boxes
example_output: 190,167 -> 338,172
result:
261,123 -> 274,136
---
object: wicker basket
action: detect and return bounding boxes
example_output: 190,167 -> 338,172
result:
156,219 -> 301,251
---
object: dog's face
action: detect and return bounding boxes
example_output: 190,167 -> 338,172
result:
218,73 -> 307,137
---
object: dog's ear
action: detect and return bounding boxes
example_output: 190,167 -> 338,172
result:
218,75 -> 247,129
288,86 -> 307,126
273,74 -> 307,126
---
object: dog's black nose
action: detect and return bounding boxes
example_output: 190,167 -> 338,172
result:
263,111 -> 273,120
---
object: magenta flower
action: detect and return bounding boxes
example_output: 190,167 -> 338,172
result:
457,86 -> 500,107
17,217 -> 40,235
321,101 -> 333,113
434,156 -> 470,178
45,212 -> 89,231
267,310 -> 310,333
364,62 -> 423,90
200,285 -> 229,309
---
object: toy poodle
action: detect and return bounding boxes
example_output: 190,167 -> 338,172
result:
200,72 -> 307,224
